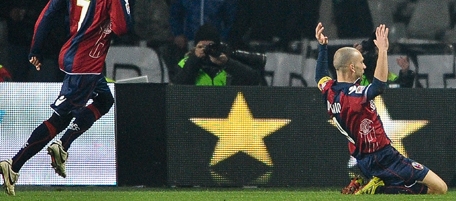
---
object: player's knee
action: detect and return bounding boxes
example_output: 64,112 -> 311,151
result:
435,182 -> 448,194
424,170 -> 448,194
47,113 -> 73,133
93,92 -> 114,115
430,184 -> 448,194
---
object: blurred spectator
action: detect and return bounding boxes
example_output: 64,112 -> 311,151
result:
1,0 -> 65,82
132,0 -> 176,81
2,1 -> 36,81
169,0 -> 237,48
228,0 -> 321,52
0,64 -> 12,82
332,0 -> 373,38
167,0 -> 237,71
394,56 -> 416,88
133,0 -> 172,45
354,33 -> 417,88
286,0 -> 321,41
228,0 -> 288,51
132,0 -> 175,81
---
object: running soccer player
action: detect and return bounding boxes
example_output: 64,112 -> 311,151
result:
314,22 -> 447,195
0,0 -> 132,196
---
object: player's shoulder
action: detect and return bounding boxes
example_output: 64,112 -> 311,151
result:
346,85 -> 367,95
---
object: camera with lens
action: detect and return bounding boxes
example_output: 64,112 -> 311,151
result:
203,43 -> 224,57
203,42 -> 267,69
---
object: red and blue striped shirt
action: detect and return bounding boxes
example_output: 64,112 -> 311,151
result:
316,44 -> 390,157
30,0 -> 132,74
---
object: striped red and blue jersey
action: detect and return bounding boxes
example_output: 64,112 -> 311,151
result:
320,79 -> 391,157
29,0 -> 132,74
315,44 -> 390,158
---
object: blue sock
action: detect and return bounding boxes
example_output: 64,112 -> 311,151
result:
12,123 -> 53,172
60,107 -> 97,151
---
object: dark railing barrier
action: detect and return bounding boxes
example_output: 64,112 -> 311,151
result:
116,84 -> 456,187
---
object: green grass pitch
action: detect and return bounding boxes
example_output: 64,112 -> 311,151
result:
0,186 -> 455,201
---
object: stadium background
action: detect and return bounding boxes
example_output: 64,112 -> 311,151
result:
1,83 -> 455,188
1,0 -> 456,194
117,84 -> 455,187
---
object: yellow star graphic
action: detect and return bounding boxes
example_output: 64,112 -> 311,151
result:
374,96 -> 428,157
329,96 -> 428,157
190,92 -> 291,167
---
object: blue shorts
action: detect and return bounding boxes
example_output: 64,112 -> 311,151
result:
356,145 -> 429,186
51,74 -> 111,116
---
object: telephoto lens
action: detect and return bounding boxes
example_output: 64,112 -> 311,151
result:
230,50 -> 267,69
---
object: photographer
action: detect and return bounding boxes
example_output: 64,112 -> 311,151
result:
170,24 -> 262,86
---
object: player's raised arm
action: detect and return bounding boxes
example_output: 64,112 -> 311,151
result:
365,24 -> 389,100
373,24 -> 389,82
315,22 -> 332,90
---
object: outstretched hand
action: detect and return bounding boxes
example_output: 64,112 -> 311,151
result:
373,24 -> 389,52
315,22 -> 328,45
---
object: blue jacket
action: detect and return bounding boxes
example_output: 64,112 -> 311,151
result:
169,0 -> 237,41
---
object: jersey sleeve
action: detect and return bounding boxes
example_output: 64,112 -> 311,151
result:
29,0 -> 66,60
353,77 -> 387,103
315,44 -> 332,91
110,0 -> 132,36
365,77 -> 387,101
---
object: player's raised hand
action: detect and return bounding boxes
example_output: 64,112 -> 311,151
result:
373,24 -> 389,52
315,22 -> 328,45
29,56 -> 42,71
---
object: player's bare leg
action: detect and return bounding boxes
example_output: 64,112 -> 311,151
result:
421,170 -> 447,194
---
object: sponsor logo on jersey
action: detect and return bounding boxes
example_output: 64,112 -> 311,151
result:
355,86 -> 365,94
412,162 -> 424,170
349,85 -> 365,94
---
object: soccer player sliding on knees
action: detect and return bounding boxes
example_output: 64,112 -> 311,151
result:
314,22 -> 447,195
